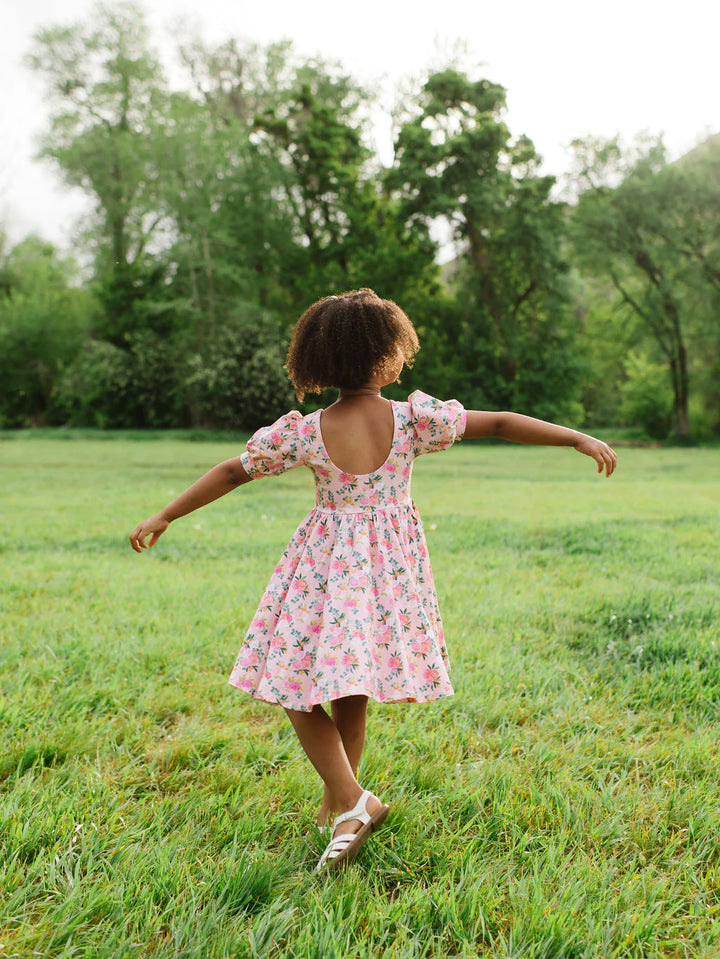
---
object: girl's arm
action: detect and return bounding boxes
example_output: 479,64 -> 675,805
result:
129,457 -> 251,552
463,411 -> 617,476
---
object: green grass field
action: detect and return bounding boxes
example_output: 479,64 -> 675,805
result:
2,437 -> 719,958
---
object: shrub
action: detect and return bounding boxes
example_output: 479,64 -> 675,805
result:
181,317 -> 295,430
52,332 -> 179,428
619,351 -> 673,440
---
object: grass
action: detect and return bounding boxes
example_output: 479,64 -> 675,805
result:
1,437 -> 719,957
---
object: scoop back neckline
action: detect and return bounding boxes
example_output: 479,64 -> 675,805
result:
315,399 -> 398,478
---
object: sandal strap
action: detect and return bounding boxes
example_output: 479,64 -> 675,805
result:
333,790 -> 373,828
316,832 -> 359,869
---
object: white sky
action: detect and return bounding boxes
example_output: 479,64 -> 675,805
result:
1,0 -> 718,250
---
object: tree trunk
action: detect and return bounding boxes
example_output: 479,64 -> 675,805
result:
674,341 -> 690,435
202,231 -> 216,344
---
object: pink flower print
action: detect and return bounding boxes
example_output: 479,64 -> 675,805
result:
252,618 -> 268,630
416,416 -> 430,432
339,472 -> 355,484
280,612 -> 292,624
423,667 -> 440,684
344,596 -> 359,609
332,559 -> 349,575
309,621 -> 322,635
386,462 -> 397,474
317,467 -> 331,479
349,575 -> 368,590
398,612 -> 411,630
286,680 -> 302,692
301,422 -> 315,437
321,655 -> 337,667
270,635 -> 286,650
305,556 -> 316,567
387,655 -> 402,671
392,582 -> 404,600
342,652 -> 358,668
239,679 -> 254,691
292,578 -> 309,595
412,637 -> 432,655
378,626 -> 393,648
293,653 -> 312,671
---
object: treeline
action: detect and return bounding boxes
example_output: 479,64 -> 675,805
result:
1,2 -> 718,439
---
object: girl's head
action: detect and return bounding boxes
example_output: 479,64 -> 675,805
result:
286,288 -> 420,401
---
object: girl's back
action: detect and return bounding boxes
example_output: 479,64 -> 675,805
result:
319,396 -> 395,476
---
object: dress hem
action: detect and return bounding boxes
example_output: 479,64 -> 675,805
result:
227,678 -> 454,712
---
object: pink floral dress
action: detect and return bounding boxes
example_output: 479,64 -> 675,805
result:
228,390 -> 466,712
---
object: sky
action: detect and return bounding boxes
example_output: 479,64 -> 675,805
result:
1,0 -> 718,250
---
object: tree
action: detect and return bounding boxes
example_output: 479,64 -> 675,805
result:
570,134 -> 720,437
27,1 -> 173,343
388,69 -> 582,419
0,237 -> 94,426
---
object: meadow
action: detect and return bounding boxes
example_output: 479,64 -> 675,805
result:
1,435 -> 719,958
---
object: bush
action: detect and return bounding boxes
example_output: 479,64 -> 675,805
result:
52,340 -> 132,428
181,316 -> 295,430
53,332 -> 179,428
619,351 -> 673,440
0,239 -> 93,427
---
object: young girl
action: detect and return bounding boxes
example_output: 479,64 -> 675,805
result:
130,288 -> 616,873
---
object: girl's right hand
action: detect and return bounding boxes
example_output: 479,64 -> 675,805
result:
573,434 -> 617,477
129,514 -> 170,552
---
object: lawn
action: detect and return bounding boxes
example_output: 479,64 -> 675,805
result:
1,437 -> 719,957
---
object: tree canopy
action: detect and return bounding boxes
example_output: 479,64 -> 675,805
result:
2,2 -> 718,439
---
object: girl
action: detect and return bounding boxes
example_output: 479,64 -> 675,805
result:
130,288 -> 616,873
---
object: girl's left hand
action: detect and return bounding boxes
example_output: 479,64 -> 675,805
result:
129,513 -> 170,552
573,435 -> 617,477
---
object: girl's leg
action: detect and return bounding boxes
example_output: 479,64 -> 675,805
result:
285,700 -> 379,837
316,696 -> 369,824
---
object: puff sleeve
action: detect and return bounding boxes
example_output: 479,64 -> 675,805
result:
409,390 -> 466,456
240,411 -> 305,478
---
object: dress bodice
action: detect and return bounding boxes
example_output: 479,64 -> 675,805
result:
239,391 -> 467,510
303,402 -> 414,513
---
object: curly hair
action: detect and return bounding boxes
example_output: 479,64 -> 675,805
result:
286,288 -> 420,401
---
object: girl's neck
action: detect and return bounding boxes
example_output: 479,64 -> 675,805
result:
338,385 -> 382,399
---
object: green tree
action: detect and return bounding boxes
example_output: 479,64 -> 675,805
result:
569,134 -> 720,437
27,1 -> 173,343
0,237 -> 94,426
388,69 -> 582,418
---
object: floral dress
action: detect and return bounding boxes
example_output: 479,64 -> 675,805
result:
228,390 -> 466,712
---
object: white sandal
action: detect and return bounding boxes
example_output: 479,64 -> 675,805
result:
314,789 -> 390,873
